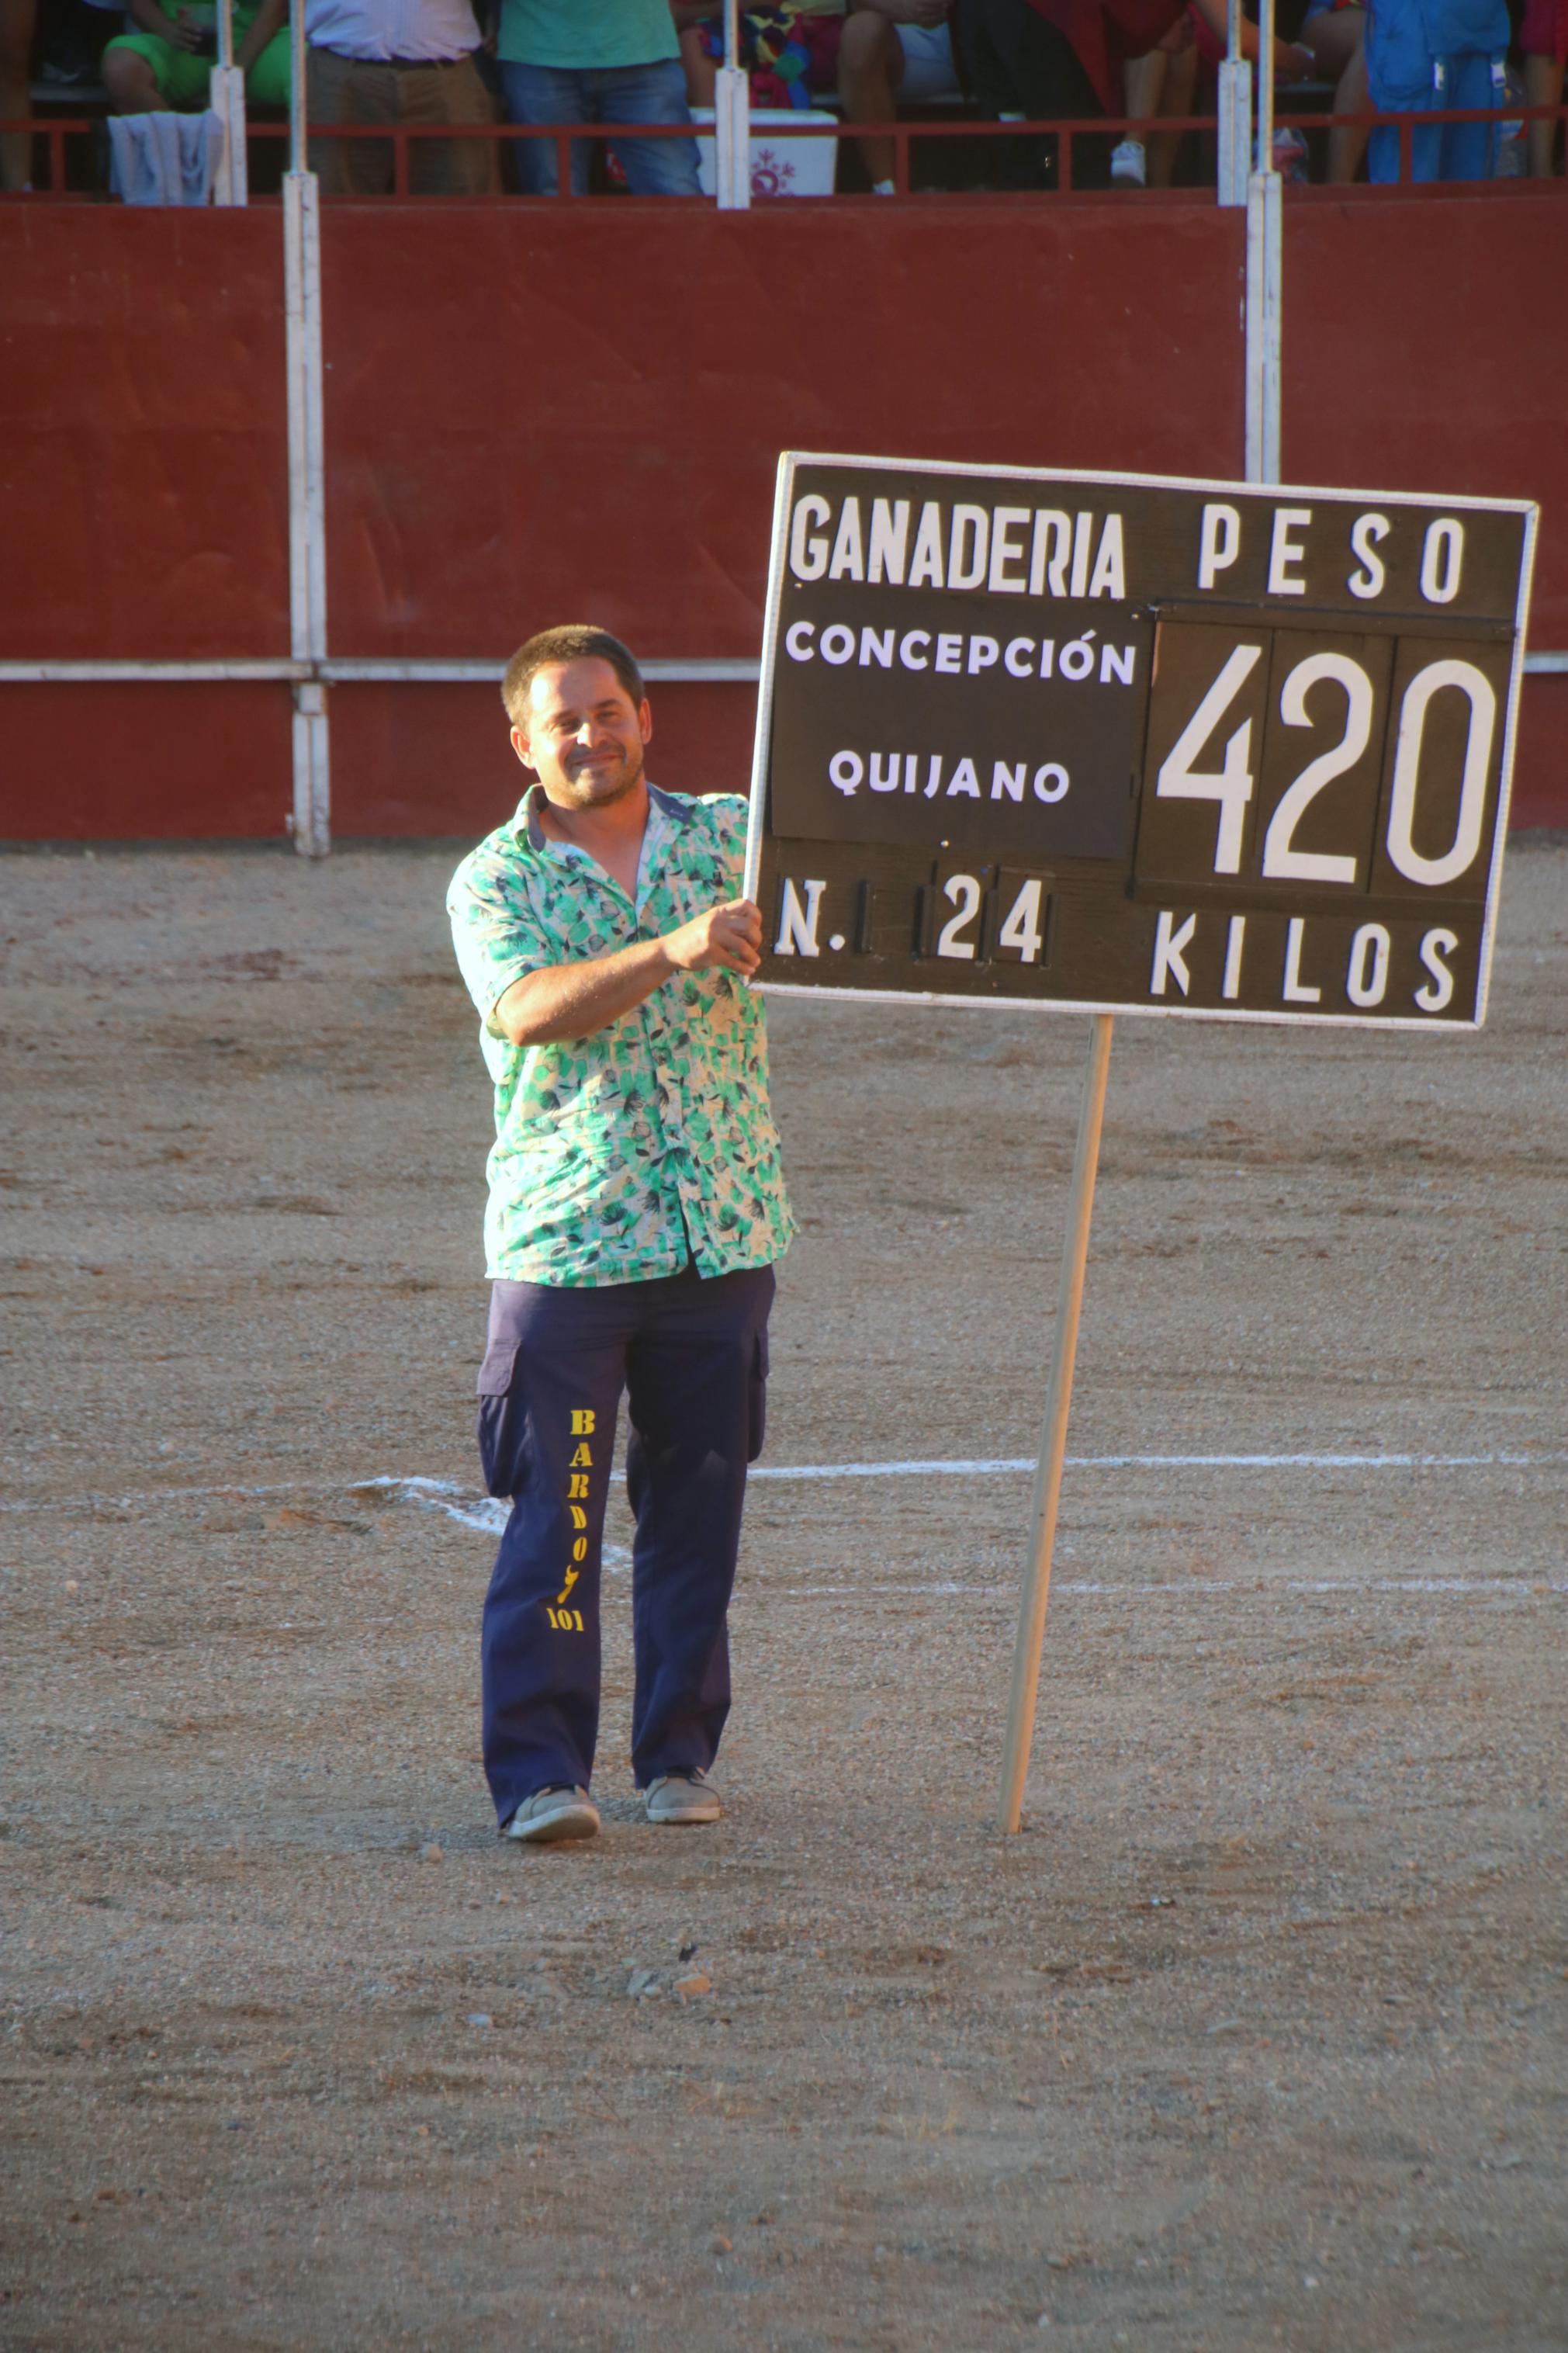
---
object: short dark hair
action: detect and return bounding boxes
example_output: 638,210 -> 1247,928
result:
501,626 -> 645,727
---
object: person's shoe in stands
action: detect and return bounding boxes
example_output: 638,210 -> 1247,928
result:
40,0 -> 110,84
1272,126 -> 1309,182
1110,137 -> 1147,185
643,1769 -> 722,1825
505,1785 -> 600,1843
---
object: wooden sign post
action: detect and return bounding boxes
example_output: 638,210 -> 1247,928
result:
996,1008 -> 1113,1835
742,452 -> 1536,1828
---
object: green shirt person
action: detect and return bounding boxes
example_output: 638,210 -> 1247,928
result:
448,625 -> 792,1845
104,0 -> 291,113
497,0 -> 701,196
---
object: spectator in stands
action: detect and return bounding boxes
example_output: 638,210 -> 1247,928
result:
957,0 -> 1113,185
304,0 -> 498,192
1296,0 -> 1369,183
499,2 -> 699,193
102,0 -> 290,116
837,0 -> 959,192
959,0 -> 1312,189
1363,0 -> 1507,180
1522,0 -> 1566,175
676,2 -> 846,113
40,0 -> 131,88
1116,12 -> 1197,186
1,0 -> 37,188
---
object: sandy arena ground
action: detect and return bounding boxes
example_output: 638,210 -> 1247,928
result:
1,837 -> 1565,2352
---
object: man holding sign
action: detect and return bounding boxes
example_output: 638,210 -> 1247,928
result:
743,451 -> 1534,1829
448,626 -> 792,1845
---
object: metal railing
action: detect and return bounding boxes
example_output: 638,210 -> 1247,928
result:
4,103 -> 1565,200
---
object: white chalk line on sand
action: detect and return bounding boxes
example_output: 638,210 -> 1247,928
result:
775,1577 -> 1566,1599
2,1450 -> 1560,1522
754,1452 -> 1560,1478
2,1471 -> 1557,1599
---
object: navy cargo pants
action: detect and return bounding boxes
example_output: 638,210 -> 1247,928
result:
476,1260 -> 774,1829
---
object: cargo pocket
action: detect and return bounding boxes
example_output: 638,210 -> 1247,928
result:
476,1340 -> 529,1501
1366,9 -> 1438,109
746,1329 -> 769,1465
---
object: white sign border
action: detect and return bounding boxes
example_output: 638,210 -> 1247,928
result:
742,451 -> 1539,1035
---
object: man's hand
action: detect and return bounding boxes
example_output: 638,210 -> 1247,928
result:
171,8 -> 208,50
662,898 -> 763,979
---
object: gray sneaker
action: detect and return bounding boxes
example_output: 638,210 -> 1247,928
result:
642,1769 -> 722,1825
1110,136 -> 1147,186
505,1785 -> 600,1844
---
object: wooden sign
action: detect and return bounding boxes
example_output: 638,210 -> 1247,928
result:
743,456 -> 1537,1030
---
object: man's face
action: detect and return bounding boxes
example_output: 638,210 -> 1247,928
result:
512,657 -> 652,810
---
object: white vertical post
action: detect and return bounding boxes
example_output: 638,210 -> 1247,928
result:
1244,172 -> 1282,484
997,1013 -> 1115,1834
210,0 -> 248,206
289,0 -> 306,175
715,0 -> 750,210
284,11 -> 330,856
1244,0 -> 1282,487
1217,0 -> 1251,205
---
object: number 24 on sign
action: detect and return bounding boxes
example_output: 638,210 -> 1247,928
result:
934,875 -> 1045,961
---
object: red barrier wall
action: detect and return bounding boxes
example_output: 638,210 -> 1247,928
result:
1,189 -> 1563,840
3,683 -> 292,838
320,199 -> 1246,659
1512,677 -> 1567,828
0,209 -> 289,658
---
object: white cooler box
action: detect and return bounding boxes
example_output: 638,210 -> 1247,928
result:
692,106 -> 839,198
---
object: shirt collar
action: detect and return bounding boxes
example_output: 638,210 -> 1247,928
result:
646,781 -> 697,826
514,779 -> 696,858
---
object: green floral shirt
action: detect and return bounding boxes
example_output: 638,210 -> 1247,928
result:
448,785 -> 794,1287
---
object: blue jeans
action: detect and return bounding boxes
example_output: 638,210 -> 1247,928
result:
501,57 -> 701,196
476,1260 -> 774,1822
